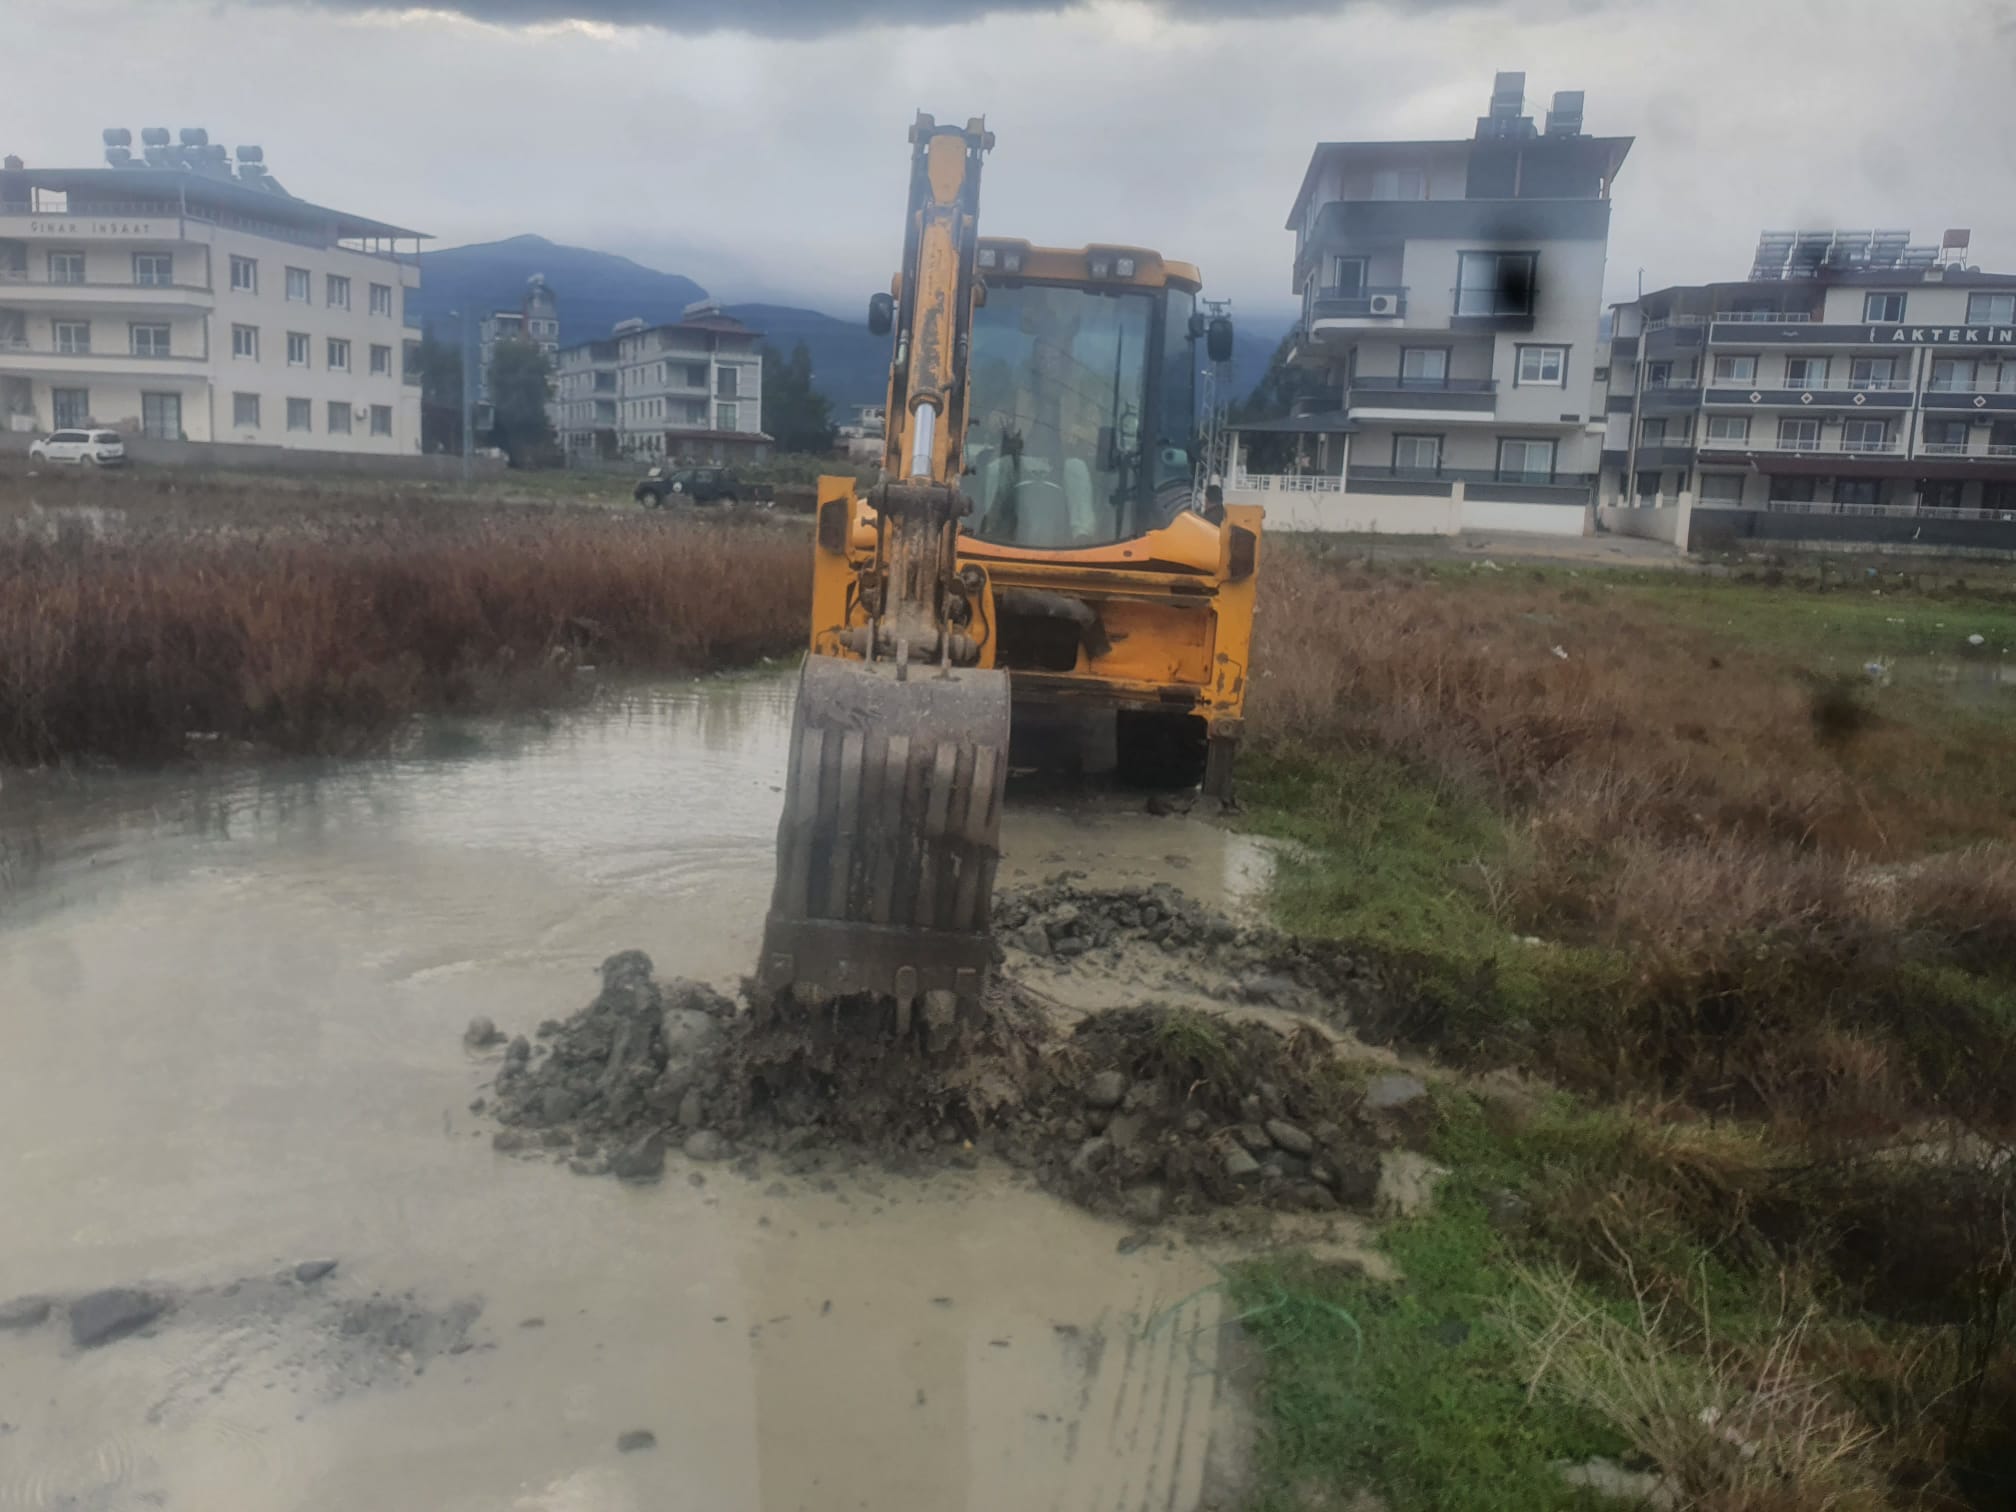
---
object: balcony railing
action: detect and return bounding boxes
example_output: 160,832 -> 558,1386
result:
1715,310 -> 1815,323
1348,377 -> 1497,394
1921,442 -> 2016,458
1926,378 -> 2016,394
1748,436 -> 1905,455
1449,291 -> 1534,318
1768,499 -> 2016,522
1641,376 -> 1702,390
1642,315 -> 1710,332
1228,472 -> 1345,494
1309,285 -> 1408,320
1349,464 -> 1598,487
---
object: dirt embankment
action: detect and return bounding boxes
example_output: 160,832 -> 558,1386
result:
471,887 -> 1428,1230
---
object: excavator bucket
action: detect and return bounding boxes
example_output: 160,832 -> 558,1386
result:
757,653 -> 1011,1024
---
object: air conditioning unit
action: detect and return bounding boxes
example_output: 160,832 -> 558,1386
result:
1367,293 -> 1401,316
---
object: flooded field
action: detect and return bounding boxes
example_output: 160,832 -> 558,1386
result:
0,673 -> 1276,1511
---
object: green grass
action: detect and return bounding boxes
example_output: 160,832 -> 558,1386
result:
1229,1132 -> 1624,1511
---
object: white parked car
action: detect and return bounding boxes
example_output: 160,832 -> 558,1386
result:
28,429 -> 127,466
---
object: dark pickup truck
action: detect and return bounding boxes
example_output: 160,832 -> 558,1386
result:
634,465 -> 771,508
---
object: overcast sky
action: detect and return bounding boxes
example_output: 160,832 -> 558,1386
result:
8,0 -> 2015,318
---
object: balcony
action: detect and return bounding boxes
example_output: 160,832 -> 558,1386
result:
1921,442 -> 2016,459
1704,382 -> 1914,409
1702,434 -> 1906,457
1922,378 -> 2016,412
1639,378 -> 1703,411
0,272 -> 212,313
1635,443 -> 1699,469
1347,463 -> 1597,504
1345,376 -> 1497,416
0,336 -> 209,378
1308,286 -> 1408,326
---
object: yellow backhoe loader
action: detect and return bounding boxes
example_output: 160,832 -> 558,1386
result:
757,114 -> 1262,1029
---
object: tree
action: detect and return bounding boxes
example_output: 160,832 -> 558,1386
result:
761,341 -> 837,455
487,337 -> 556,467
1227,331 -> 1329,473
412,329 -> 464,454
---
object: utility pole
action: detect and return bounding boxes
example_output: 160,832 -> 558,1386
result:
459,306 -> 475,487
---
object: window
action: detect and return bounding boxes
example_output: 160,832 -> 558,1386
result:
230,256 -> 258,293
287,331 -> 310,367
53,320 -> 90,354
286,266 -> 311,302
1399,347 -> 1449,385
231,324 -> 258,360
1864,292 -> 1907,323
1843,418 -> 1889,451
287,397 -> 312,432
1776,417 -> 1821,450
1706,414 -> 1751,443
1699,474 -> 1745,503
1923,480 -> 1967,510
1371,168 -> 1424,201
717,402 -> 739,431
129,323 -> 170,357
1328,256 -> 1367,294
327,401 -> 352,435
140,391 -> 180,440
717,366 -> 739,398
48,250 -> 86,284
1712,354 -> 1757,384
1848,357 -> 1896,390
1923,419 -> 1971,452
1516,345 -> 1567,386
370,404 -> 392,437
1496,438 -> 1556,481
369,343 -> 391,376
326,274 -> 350,310
1454,250 -> 1535,317
233,392 -> 260,428
369,282 -> 393,317
1640,417 -> 1668,445
51,388 -> 89,428
1784,357 -> 1829,389
1392,434 -> 1442,473
1929,359 -> 1975,393
327,338 -> 350,371
685,362 -> 708,387
133,253 -> 173,288
1966,293 -> 2015,326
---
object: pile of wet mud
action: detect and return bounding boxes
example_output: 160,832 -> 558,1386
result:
991,878 -> 1396,1023
472,893 -> 1420,1225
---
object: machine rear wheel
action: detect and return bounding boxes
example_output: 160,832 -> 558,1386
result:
1114,710 -> 1207,791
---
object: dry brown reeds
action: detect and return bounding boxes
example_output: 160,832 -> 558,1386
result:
0,483 -> 809,764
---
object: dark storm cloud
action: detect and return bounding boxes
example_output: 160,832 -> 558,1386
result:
261,0 -> 1476,36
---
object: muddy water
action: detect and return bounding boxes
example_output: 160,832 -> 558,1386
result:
0,673 -> 1274,1512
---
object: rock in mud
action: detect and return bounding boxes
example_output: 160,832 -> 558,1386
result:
463,1016 -> 505,1049
1362,1073 -> 1428,1116
611,1133 -> 666,1182
1083,1071 -> 1127,1110
0,1296 -> 53,1331
69,1287 -> 170,1348
677,1088 -> 707,1128
617,1429 -> 658,1453
1013,922 -> 1052,957
1120,1185 -> 1167,1226
504,1036 -> 532,1071
293,1260 -> 338,1285
683,1130 -> 729,1163
1232,1123 -> 1273,1155
1222,1146 -> 1262,1182
1264,1119 -> 1315,1156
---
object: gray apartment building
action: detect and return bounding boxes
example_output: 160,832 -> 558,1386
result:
477,273 -> 558,406
556,300 -> 767,463
1603,230 -> 2016,520
1228,73 -> 1630,536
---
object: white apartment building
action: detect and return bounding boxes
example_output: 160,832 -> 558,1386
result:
553,336 -> 619,459
0,132 -> 423,454
1603,229 -> 2016,520
1229,74 -> 1631,536
559,301 -> 767,464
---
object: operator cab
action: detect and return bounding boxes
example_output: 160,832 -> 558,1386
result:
956,241 -> 1231,550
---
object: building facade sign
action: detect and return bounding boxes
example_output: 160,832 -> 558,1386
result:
1711,322 -> 2016,346
23,218 -> 167,238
